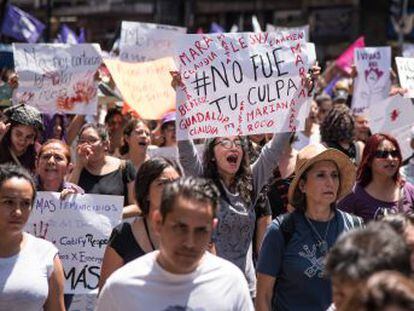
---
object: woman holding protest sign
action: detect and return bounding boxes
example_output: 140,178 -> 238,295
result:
174,63 -> 321,297
179,131 -> 291,297
0,104 -> 44,173
98,157 -> 181,292
119,119 -> 151,170
36,139 -> 84,198
338,133 -> 414,222
68,123 -> 136,213
0,163 -> 65,311
256,143 -> 362,311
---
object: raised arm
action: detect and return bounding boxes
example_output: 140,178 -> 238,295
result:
251,132 -> 291,199
178,139 -> 203,177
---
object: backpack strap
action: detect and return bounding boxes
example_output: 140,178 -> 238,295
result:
274,212 -> 295,247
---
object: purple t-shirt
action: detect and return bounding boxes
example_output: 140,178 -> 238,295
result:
338,182 -> 414,222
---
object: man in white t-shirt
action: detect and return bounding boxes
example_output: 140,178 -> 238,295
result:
96,177 -> 254,311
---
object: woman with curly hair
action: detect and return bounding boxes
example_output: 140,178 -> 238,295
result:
320,104 -> 364,166
178,132 -> 291,297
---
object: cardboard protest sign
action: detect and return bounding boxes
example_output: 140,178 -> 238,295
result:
175,31 -> 311,140
351,47 -> 391,114
266,24 -> 310,41
120,21 -> 186,62
25,192 -> 123,294
13,43 -> 102,115
368,94 -> 414,160
105,57 -> 176,120
396,57 -> 414,98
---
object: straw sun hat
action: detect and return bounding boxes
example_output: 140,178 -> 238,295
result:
288,143 -> 356,206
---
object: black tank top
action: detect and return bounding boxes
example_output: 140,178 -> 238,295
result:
108,222 -> 146,263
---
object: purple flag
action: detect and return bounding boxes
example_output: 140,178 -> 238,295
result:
58,24 -> 86,43
323,75 -> 341,97
78,28 -> 86,43
210,22 -> 224,33
1,4 -> 45,43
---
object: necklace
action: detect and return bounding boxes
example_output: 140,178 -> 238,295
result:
304,212 -> 333,255
143,217 -> 156,251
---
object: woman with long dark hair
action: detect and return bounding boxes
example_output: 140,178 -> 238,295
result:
0,163 -> 65,310
0,104 -> 44,173
98,157 -> 181,291
338,133 -> 414,222
179,132 -> 291,297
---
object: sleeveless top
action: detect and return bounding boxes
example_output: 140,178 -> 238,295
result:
108,222 -> 146,263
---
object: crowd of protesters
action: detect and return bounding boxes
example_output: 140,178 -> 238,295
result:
1,38 -> 414,311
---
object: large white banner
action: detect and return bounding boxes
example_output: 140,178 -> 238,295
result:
368,94 -> 414,160
120,21 -> 186,62
25,192 -> 123,294
13,43 -> 102,115
396,57 -> 414,98
175,31 -> 311,140
351,47 -> 391,114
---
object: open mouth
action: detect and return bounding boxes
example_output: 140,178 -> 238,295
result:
226,154 -> 238,164
138,141 -> 148,147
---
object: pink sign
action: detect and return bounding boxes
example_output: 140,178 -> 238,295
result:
335,36 -> 365,75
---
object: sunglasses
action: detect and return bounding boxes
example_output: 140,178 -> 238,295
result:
374,150 -> 399,159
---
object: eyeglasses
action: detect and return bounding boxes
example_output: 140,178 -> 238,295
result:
374,150 -> 399,159
78,137 -> 101,145
214,138 -> 243,149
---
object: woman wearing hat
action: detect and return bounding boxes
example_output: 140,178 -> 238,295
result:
338,133 -> 414,223
0,104 -> 44,172
256,143 -> 363,311
160,111 -> 177,148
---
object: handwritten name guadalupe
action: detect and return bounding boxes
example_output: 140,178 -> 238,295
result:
175,31 -> 311,140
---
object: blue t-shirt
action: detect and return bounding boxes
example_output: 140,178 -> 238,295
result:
257,209 -> 360,311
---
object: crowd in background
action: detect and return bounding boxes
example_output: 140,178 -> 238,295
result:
1,44 -> 414,311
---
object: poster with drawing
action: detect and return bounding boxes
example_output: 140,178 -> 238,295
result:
352,47 -> 391,114
13,43 -> 102,115
368,94 -> 414,160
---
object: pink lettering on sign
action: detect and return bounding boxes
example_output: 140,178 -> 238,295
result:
179,36 -> 214,66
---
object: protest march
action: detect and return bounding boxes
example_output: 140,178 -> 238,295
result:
2,2 -> 414,311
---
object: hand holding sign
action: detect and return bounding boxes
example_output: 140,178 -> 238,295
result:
175,31 -> 311,140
